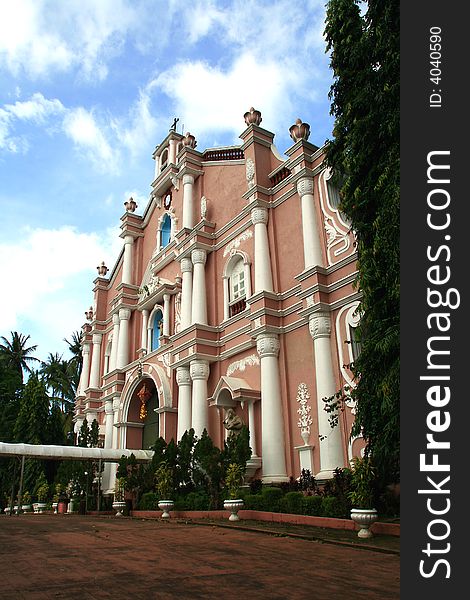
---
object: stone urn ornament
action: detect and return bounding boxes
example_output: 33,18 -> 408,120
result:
155,462 -> 174,519
289,118 -> 311,142
243,107 -> 262,127
157,499 -> 174,519
349,456 -> 378,538
224,463 -> 245,521
182,131 -> 197,149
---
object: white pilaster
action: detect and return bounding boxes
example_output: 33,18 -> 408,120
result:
181,257 -> 193,329
89,333 -> 102,389
190,360 -> 210,436
116,308 -> 131,369
222,276 -> 230,320
251,207 -> 273,292
101,399 -> 115,493
248,400 -> 258,456
163,294 -> 171,336
191,249 -> 207,325
122,235 -> 134,285
79,343 -> 91,395
182,174 -> 195,229
297,177 -> 324,269
256,333 -> 288,482
309,312 -> 344,478
169,138 -> 177,165
141,309 -> 149,352
176,366 -> 192,441
109,314 -> 120,372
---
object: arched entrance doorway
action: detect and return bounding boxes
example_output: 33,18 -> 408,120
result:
125,378 -> 159,450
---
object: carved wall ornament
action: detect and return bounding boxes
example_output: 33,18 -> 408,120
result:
174,292 -> 182,334
226,354 -> 259,376
200,195 -> 207,220
296,383 -> 313,444
223,229 -> 253,257
243,107 -> 262,126
170,176 -> 179,191
309,312 -> 331,340
85,306 -> 93,321
246,158 -> 255,188
182,132 -> 197,149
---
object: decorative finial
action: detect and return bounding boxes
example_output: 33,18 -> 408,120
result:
244,107 -> 262,126
170,117 -> 179,132
289,118 -> 311,142
96,261 -> 109,277
85,306 -> 93,321
124,197 -> 137,212
182,131 -> 197,149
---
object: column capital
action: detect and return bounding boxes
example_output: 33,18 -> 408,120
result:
191,248 -> 207,265
124,234 -> 135,245
181,257 -> 193,272
296,176 -> 314,197
112,313 -> 120,325
183,174 -> 195,186
176,365 -> 191,386
82,343 -> 91,355
309,311 -> 331,339
163,292 -> 171,302
119,307 -> 131,321
190,360 -> 210,381
251,206 -> 268,225
112,397 -> 121,412
92,332 -> 103,344
256,333 -> 280,358
105,399 -> 114,414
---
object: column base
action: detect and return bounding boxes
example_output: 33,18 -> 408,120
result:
261,474 -> 289,484
245,456 -> 262,481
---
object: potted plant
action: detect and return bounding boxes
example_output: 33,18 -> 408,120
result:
112,477 -> 127,516
349,456 -> 378,538
21,491 -> 32,513
155,462 -> 174,518
36,482 -> 50,513
223,463 -> 245,521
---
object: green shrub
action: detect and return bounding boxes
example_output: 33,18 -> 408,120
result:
321,496 -> 344,518
261,487 -> 283,512
139,492 -> 159,510
302,495 -> 323,516
243,494 -> 265,511
280,491 -> 304,515
185,491 -> 210,511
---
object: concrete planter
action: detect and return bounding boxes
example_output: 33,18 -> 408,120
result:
351,508 -> 378,538
112,501 -> 126,517
224,499 -> 244,521
157,500 -> 174,519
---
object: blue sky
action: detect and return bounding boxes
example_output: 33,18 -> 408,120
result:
0,0 -> 334,363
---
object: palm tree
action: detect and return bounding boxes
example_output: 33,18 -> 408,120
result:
64,331 -> 83,378
40,353 -> 76,413
0,332 -> 40,383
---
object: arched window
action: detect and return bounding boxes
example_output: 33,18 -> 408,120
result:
161,213 -> 171,248
160,148 -> 169,172
326,176 -> 350,225
224,254 -> 251,319
150,309 -> 163,351
349,324 -> 362,362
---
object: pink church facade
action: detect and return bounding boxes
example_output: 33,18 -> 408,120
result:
74,108 -> 363,494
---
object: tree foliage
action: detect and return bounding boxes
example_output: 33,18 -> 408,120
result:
324,0 -> 399,483
0,331 -> 39,382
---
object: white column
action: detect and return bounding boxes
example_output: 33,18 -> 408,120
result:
243,262 -> 252,299
297,177 -> 324,269
141,309 -> 149,352
181,258 -> 193,329
248,401 -> 258,456
256,333 -> 288,482
222,276 -> 230,320
101,399 -> 114,493
112,397 -> 120,449
169,138 -> 177,164
176,366 -> 192,441
116,308 -> 131,368
251,207 -> 273,292
79,343 -> 91,395
182,174 -> 195,229
109,314 -> 120,371
122,235 -> 134,285
191,249 -> 207,325
163,293 -> 171,336
309,312 -> 344,478
89,333 -> 102,389
190,360 -> 210,436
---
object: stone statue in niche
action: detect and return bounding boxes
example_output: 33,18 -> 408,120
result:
223,408 -> 244,436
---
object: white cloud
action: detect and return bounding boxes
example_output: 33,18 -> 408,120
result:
0,225 -> 121,359
5,92 -> 65,123
63,107 -> 119,174
154,53 -> 296,144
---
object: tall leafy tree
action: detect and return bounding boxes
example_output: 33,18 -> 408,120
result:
324,0 -> 399,483
0,332 -> 39,382
40,352 -> 76,413
64,331 -> 83,379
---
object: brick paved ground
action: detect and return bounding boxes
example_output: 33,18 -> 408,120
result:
0,515 -> 399,599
